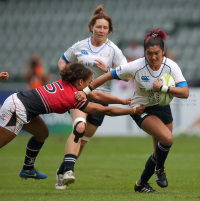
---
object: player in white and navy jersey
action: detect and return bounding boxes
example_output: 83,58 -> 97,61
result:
55,5 -> 128,189
78,29 -> 189,193
0,63 -> 138,181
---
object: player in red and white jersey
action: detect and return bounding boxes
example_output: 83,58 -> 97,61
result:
36,79 -> 88,114
0,62 -> 145,181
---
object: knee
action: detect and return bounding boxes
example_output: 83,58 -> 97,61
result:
163,133 -> 174,146
41,129 -> 49,141
76,122 -> 86,133
73,117 -> 86,142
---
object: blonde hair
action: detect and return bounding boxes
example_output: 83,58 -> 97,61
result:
88,4 -> 114,35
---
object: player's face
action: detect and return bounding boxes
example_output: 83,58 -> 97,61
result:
77,75 -> 93,91
145,45 -> 164,70
91,18 -> 109,44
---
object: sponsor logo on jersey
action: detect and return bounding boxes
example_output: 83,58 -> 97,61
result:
100,53 -> 110,57
81,50 -> 89,55
141,76 -> 150,82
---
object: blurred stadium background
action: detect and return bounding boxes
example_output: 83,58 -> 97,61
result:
0,0 -> 200,136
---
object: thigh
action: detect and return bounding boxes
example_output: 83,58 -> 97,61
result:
70,109 -> 87,123
84,121 -> 98,137
0,126 -> 16,148
141,115 -> 172,144
22,116 -> 49,142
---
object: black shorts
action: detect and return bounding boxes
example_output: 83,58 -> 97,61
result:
130,104 -> 173,128
87,101 -> 108,127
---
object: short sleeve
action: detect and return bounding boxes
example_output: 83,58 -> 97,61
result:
115,63 -> 134,80
113,47 -> 127,68
171,61 -> 186,84
63,42 -> 79,63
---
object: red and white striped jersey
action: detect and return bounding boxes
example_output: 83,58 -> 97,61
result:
36,79 -> 88,114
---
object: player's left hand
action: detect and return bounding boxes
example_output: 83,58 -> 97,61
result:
94,59 -> 107,72
121,97 -> 132,105
153,78 -> 162,92
75,91 -> 87,101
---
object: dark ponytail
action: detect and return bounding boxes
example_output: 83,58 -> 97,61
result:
59,63 -> 92,85
144,28 -> 169,51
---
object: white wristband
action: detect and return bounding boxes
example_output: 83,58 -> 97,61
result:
133,104 -> 140,114
83,86 -> 92,95
160,85 -> 169,93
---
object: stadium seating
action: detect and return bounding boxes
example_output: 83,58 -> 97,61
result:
0,0 -> 200,84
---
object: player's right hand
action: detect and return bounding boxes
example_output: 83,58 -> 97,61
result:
75,91 -> 87,101
131,105 -> 145,115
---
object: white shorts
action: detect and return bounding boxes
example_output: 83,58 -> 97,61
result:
0,93 -> 28,135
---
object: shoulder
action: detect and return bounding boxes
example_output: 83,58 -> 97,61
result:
129,57 -> 146,68
165,57 -> 180,71
105,39 -> 121,51
71,38 -> 89,49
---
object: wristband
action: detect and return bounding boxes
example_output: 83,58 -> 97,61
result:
167,86 -> 170,93
83,85 -> 93,95
105,67 -> 110,73
133,104 -> 140,114
160,85 -> 169,93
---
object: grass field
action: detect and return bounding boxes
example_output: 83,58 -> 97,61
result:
0,135 -> 200,201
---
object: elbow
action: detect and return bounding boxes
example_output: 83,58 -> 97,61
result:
184,89 -> 190,99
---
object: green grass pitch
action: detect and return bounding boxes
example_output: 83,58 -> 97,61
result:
0,135 -> 200,201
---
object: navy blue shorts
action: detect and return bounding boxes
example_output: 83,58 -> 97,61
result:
87,101 -> 108,126
130,104 -> 173,128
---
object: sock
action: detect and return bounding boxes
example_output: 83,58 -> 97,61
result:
23,136 -> 44,170
63,154 -> 77,173
138,153 -> 157,185
156,142 -> 172,170
57,161 -> 65,175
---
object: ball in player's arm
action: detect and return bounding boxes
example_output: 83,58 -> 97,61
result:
0,63 -> 141,180
56,4 -> 131,189
0,72 -> 9,82
78,28 -> 189,193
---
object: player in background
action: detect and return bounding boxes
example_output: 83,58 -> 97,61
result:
55,5 -> 129,189
0,63 -> 145,180
76,29 -> 189,193
0,72 -> 9,82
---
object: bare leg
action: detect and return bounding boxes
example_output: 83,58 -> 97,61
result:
0,126 -> 16,148
78,121 -> 98,157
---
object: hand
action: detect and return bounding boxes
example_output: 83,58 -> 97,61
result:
131,105 -> 145,115
75,91 -> 87,101
153,78 -> 162,92
120,97 -> 132,105
94,59 -> 107,72
0,72 -> 9,82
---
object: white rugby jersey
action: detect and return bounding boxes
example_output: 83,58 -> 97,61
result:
62,37 -> 127,93
114,57 -> 187,107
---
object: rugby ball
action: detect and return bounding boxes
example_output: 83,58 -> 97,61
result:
154,74 -> 175,106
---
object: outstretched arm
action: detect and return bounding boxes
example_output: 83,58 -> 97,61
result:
85,91 -> 131,105
82,102 -> 145,116
90,72 -> 113,91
